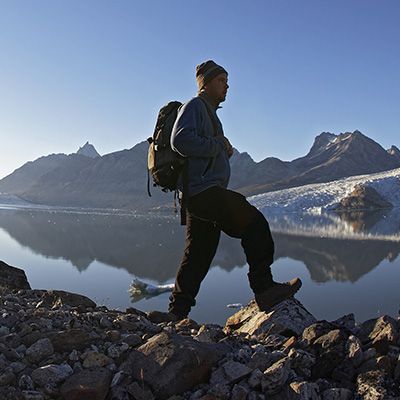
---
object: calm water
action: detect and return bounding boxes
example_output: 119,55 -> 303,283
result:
0,199 -> 399,325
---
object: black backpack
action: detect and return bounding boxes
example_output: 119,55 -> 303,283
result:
147,101 -> 185,196
147,98 -> 218,200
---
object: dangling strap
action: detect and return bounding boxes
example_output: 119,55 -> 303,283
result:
179,160 -> 188,225
147,169 -> 152,197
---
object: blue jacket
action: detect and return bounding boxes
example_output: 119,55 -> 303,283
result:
171,92 -> 231,197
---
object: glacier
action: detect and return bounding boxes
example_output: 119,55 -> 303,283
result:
250,167 -> 400,241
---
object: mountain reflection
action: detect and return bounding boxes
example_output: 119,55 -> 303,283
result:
0,207 -> 399,284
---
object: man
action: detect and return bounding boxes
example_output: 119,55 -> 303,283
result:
147,60 -> 301,323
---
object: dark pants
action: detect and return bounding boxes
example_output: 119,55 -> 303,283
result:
169,186 -> 275,317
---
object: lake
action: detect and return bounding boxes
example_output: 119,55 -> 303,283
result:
0,198 -> 399,326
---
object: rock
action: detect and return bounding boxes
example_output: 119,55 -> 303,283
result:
210,361 -> 253,385
261,357 -> 291,396
394,354 -> 400,383
288,347 -> 316,378
0,260 -> 31,290
105,329 -> 121,342
60,367 -> 112,400
126,381 -> 154,400
22,328 -> 91,352
320,387 -> 353,400
330,313 -> 356,332
1,284 -> 399,399
50,328 -> 92,352
346,334 -> 363,367
356,370 -> 400,399
121,331 -> 229,399
207,383 -> 231,399
82,351 -> 110,368
225,298 -> 316,337
231,383 -> 249,400
335,185 -> 393,210
357,315 -> 398,355
19,374 -> 35,391
25,338 -> 54,364
195,324 -> 226,343
40,289 -> 96,309
301,320 -> 338,345
279,380 -> 320,400
31,363 -> 73,388
107,342 -> 129,359
311,329 -> 349,378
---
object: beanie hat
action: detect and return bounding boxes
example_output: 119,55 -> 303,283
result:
196,60 -> 228,90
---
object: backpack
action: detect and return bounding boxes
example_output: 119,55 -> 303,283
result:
147,98 -> 218,202
147,101 -> 185,196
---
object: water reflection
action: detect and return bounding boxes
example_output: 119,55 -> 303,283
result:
0,209 -> 245,282
265,207 -> 400,241
335,208 -> 398,234
0,206 -> 399,287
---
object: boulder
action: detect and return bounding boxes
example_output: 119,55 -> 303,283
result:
0,260 -> 31,290
60,367 -> 112,400
121,331 -> 229,399
26,338 -> 54,364
22,328 -> 91,352
335,185 -> 393,210
224,298 -> 316,337
31,363 -> 73,389
40,289 -> 96,309
301,320 -> 340,345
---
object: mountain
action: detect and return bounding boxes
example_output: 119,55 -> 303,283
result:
12,141 -> 170,209
0,153 -> 67,195
236,130 -> 400,195
77,141 -> 101,159
0,131 -> 399,210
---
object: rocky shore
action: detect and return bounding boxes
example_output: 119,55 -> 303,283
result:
1,260 -> 400,400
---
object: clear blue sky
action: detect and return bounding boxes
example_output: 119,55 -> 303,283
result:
1,0 -> 399,179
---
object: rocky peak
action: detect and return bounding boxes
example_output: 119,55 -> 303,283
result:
76,142 -> 100,159
388,145 -> 400,159
307,132 -> 337,158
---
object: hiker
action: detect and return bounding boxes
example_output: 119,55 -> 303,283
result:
147,60 -> 301,323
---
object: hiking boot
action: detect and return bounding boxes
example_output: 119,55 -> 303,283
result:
146,310 -> 185,324
255,278 -> 302,312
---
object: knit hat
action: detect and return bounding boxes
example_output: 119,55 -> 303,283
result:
196,60 -> 228,90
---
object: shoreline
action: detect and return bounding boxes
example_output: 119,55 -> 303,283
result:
1,261 -> 399,399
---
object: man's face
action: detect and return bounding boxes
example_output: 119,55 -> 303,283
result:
203,73 -> 229,103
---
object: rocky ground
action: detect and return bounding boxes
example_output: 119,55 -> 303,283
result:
1,260 -> 400,400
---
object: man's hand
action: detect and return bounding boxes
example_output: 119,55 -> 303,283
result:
218,135 -> 234,158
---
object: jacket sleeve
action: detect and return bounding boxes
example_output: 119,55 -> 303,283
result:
171,99 -> 227,158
